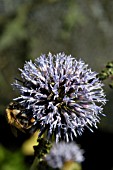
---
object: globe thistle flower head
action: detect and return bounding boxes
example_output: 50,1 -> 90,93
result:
45,141 -> 84,169
12,52 -> 106,142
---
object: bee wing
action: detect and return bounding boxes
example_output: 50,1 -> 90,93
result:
10,126 -> 18,137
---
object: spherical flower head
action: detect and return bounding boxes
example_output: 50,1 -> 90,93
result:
12,52 -> 106,142
45,141 -> 84,169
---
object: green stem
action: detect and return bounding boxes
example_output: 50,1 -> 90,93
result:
30,156 -> 39,170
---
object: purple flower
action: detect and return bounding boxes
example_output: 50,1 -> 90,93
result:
45,141 -> 84,169
12,52 -> 106,142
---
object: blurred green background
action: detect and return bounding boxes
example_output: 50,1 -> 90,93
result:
0,0 -> 113,170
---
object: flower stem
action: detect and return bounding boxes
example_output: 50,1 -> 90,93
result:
30,156 -> 39,170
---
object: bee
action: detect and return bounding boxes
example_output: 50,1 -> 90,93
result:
6,102 -> 36,135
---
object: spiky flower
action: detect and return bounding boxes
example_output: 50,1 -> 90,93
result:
45,141 -> 84,169
12,52 -> 106,142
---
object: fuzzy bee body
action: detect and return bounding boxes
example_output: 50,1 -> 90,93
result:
6,102 -> 36,135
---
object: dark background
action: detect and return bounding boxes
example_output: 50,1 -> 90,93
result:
0,0 -> 113,170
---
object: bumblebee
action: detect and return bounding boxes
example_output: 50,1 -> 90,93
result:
6,102 -> 36,135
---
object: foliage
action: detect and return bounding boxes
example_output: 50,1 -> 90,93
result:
0,145 -> 27,170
